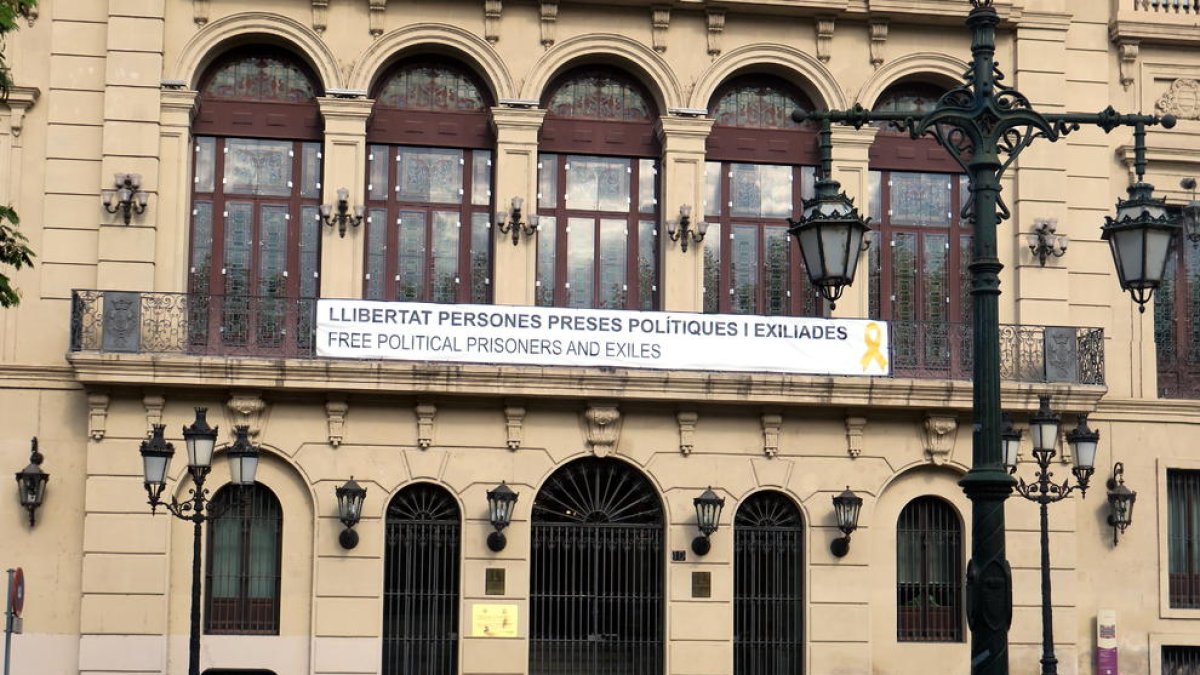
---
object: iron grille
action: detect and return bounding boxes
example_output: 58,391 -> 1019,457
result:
383,483 -> 461,675
734,491 -> 805,675
1168,470 -> 1200,608
1165,646 -> 1200,674
205,484 -> 282,635
530,458 -> 664,675
896,496 -> 963,642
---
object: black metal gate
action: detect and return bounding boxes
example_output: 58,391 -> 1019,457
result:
382,483 -> 460,675
896,496 -> 963,641
734,490 -> 805,675
1164,645 -> 1200,674
530,458 -> 664,675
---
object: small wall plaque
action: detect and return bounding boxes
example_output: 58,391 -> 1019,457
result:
486,568 -> 506,596
671,550 -> 686,562
471,603 -> 518,638
692,571 -> 711,598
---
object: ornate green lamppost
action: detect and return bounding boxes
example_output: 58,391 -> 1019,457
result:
788,2 -> 1178,673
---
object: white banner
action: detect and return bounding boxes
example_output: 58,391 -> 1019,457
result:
316,300 -> 890,377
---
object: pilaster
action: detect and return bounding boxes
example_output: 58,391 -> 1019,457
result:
829,125 -> 877,319
317,97 -> 374,300
656,115 -> 714,312
156,89 -> 197,292
490,106 -> 546,305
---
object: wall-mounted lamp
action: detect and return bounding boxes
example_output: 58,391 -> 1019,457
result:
1106,462 -> 1136,545
335,477 -> 367,549
1027,217 -> 1068,266
1181,178 -> 1200,243
667,204 -> 708,254
321,187 -> 364,238
691,486 -> 725,555
486,481 -> 519,552
497,196 -> 538,246
830,486 -> 862,558
101,173 -> 148,225
15,437 -> 48,527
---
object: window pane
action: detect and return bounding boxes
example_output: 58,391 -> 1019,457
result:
300,206 -> 320,297
566,156 -> 630,212
704,162 -> 722,221
764,226 -> 790,315
730,164 -> 791,219
224,139 -> 294,197
431,211 -> 460,303
890,172 -> 951,226
538,154 -> 558,210
190,201 -> 213,294
369,145 -> 390,201
730,225 -> 759,314
376,62 -> 488,111
638,159 -> 657,214
711,78 -> 809,129
536,216 -> 557,307
567,217 -> 595,309
470,212 -> 491,304
366,208 -> 388,301
472,150 -> 492,206
638,219 -> 656,311
869,171 -> 882,223
195,137 -> 216,193
210,517 -> 240,598
204,51 -> 316,102
703,222 -> 721,314
547,70 -> 652,121
258,205 -> 289,297
397,147 -> 463,204
892,233 -> 918,321
247,517 -> 278,598
300,142 -> 321,199
224,203 -> 254,297
598,218 -> 627,309
398,210 -> 427,301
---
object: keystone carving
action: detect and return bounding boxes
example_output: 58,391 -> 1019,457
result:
369,0 -> 387,37
312,0 -> 328,33
88,392 -> 110,441
540,0 -> 559,47
585,403 -> 621,457
677,411 -> 698,456
815,17 -> 835,63
484,0 -> 502,44
143,391 -> 166,437
761,413 -> 782,458
870,19 -> 889,68
227,391 -> 265,438
193,0 -> 209,25
416,402 -> 437,450
504,404 -> 526,450
326,396 -> 348,448
845,415 -> 867,458
923,414 -> 958,465
651,6 -> 671,53
706,10 -> 725,57
1156,78 -> 1200,120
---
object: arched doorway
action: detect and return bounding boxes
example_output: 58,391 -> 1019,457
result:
734,490 -> 805,674
382,483 -> 462,674
530,457 -> 664,674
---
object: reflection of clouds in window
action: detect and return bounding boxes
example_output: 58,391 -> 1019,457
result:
224,139 -> 294,197
565,156 -> 630,212
730,164 -> 791,219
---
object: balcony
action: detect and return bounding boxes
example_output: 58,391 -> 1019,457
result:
69,290 -> 1104,391
1111,0 -> 1200,46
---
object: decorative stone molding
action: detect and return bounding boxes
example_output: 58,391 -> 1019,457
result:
845,415 -> 867,458
227,391 -> 265,437
416,402 -> 437,449
87,393 -> 110,441
815,17 -> 835,63
312,0 -> 328,33
504,405 -> 525,450
369,0 -> 387,37
484,0 -> 502,44
706,10 -> 725,57
1118,40 -> 1138,90
651,6 -> 671,53
870,19 -> 889,68
540,0 -> 559,47
761,413 -> 782,458
326,396 -> 348,448
584,403 -> 621,457
143,391 -> 166,436
3,87 -> 40,149
923,414 -> 958,465
1156,78 -> 1200,120
193,0 -> 209,25
677,411 -> 698,456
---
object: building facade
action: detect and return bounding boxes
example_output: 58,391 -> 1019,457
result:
2,0 -> 1200,674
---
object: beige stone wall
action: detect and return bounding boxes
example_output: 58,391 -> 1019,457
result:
1,0 -> 1199,674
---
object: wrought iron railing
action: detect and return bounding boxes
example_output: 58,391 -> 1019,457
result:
69,291 -> 1105,386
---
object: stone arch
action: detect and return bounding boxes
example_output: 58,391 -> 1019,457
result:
348,23 -> 515,102
522,34 -> 683,114
690,43 -> 847,112
856,52 -> 969,109
172,12 -> 343,92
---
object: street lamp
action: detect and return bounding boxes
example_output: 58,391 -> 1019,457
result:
793,1 -> 1175,672
138,408 -> 260,675
1005,396 -> 1097,675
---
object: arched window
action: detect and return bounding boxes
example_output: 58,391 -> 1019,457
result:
205,483 -> 282,635
365,60 -> 493,304
530,458 -> 664,674
734,491 -> 804,674
536,68 -> 659,310
896,496 -> 963,642
382,483 -> 461,674
190,47 -> 323,356
867,81 -> 971,377
1155,235 -> 1200,398
704,75 -> 820,316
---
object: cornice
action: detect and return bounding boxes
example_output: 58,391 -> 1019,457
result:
0,363 -> 83,390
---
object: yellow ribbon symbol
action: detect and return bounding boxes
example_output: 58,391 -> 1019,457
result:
860,322 -> 888,372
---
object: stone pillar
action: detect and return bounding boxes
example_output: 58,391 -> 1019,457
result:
657,116 -> 714,312
829,125 -> 878,319
156,89 -> 197,292
317,97 -> 373,300
490,106 -> 546,306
